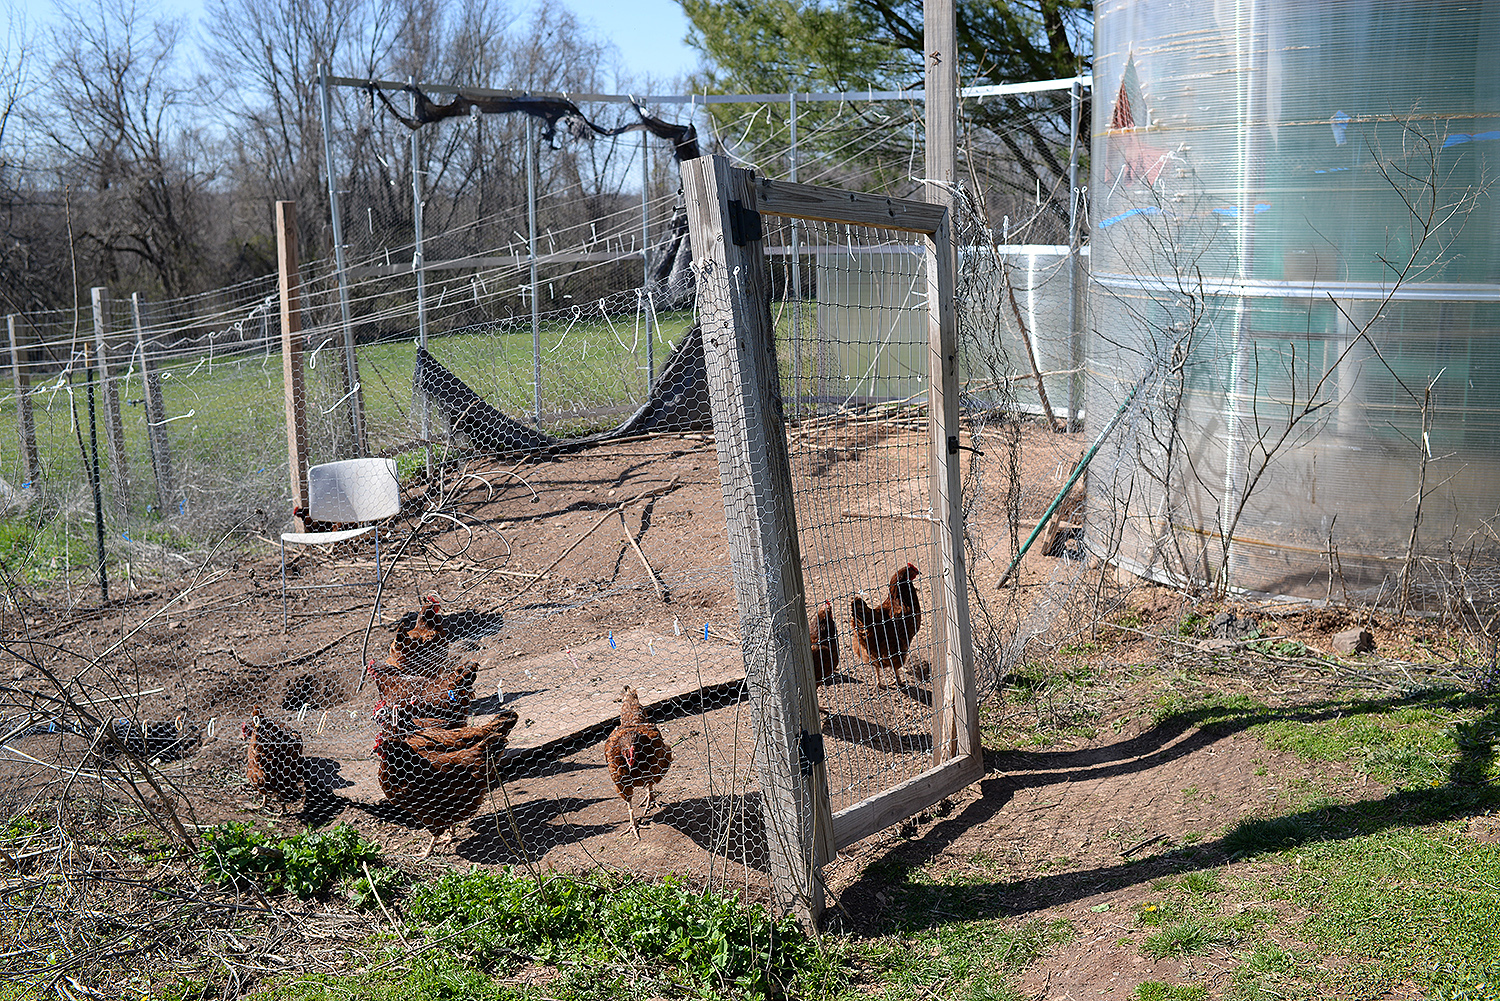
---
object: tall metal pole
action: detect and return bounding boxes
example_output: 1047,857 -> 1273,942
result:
642,129 -> 654,393
528,116 -> 542,427
84,342 -> 107,601
1067,79 -> 1083,429
410,79 -> 431,476
320,63 -> 366,454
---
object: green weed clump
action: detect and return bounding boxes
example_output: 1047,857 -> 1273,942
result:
199,822 -> 380,899
400,867 -> 837,1000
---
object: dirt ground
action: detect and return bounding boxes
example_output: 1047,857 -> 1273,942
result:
0,419 -> 1449,995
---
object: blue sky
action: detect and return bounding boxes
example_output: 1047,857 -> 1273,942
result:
12,0 -> 702,86
563,0 -> 701,85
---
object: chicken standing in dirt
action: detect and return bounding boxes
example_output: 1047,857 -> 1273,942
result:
374,710 -> 520,857
367,659 -> 478,732
242,706 -> 305,812
850,563 -> 923,688
604,686 -> 673,838
810,600 -> 840,685
385,595 -> 448,676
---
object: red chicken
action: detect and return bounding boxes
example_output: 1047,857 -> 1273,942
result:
385,595 -> 448,676
242,706 -> 305,812
366,658 -> 478,727
604,686 -> 673,838
810,600 -> 840,685
374,710 -> 520,857
850,562 -> 923,689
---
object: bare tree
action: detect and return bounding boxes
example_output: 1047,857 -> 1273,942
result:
204,0 -> 394,239
0,2 -> 44,311
39,0 -> 217,297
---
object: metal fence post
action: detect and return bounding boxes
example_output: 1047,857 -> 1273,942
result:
411,78 -> 432,478
320,62 -> 367,455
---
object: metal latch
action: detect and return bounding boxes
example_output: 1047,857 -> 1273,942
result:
948,434 -> 984,456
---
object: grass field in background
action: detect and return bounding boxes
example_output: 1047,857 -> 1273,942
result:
0,310 -> 696,509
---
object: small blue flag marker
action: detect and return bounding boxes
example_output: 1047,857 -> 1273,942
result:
609,630 -> 616,649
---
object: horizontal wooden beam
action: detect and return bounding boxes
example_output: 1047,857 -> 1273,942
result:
756,177 -> 947,235
831,752 -> 985,851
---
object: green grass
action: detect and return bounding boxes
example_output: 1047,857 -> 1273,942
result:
251,867 -> 840,1001
0,309 -> 698,585
1,310 -> 697,501
1136,685 -> 1500,997
855,918 -> 1073,1001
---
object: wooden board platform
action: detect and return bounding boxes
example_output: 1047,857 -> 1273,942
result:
323,627 -> 745,805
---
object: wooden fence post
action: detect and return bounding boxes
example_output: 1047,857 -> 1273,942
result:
131,293 -> 175,513
924,196 -> 982,766
91,288 -> 131,519
278,201 -> 309,528
6,314 -> 41,496
683,155 -> 835,929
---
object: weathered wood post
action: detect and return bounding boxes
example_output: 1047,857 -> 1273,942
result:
682,155 -> 835,929
91,287 -> 131,519
131,293 -> 175,513
923,0 -> 980,765
6,314 -> 41,496
278,201 -> 310,529
924,189 -> 982,766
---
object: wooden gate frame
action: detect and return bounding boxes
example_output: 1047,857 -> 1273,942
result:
683,155 -> 982,926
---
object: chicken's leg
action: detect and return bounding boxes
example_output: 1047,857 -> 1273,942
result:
418,829 -> 441,859
625,797 -> 641,839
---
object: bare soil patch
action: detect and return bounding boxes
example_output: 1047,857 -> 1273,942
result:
2,421 -> 1460,995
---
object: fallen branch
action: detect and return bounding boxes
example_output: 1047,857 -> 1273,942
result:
618,510 -> 667,601
503,478 -> 682,608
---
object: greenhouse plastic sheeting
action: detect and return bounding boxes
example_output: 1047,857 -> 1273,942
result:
1087,0 -> 1500,607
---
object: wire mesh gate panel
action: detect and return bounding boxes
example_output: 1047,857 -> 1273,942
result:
682,156 -> 983,919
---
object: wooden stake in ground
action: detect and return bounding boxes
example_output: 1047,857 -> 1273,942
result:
8,314 -> 41,493
278,201 -> 310,530
132,293 -> 175,512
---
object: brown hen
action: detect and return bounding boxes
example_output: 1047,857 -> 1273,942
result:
242,706 -> 305,812
810,600 -> 840,685
385,595 -> 448,676
850,562 -> 922,688
604,686 -> 673,838
367,659 -> 478,733
374,710 -> 519,857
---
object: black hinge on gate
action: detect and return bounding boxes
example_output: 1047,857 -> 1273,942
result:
798,731 -> 825,776
728,199 -> 763,246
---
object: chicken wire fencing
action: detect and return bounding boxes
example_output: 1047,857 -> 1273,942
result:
0,77 -> 1087,590
0,87 -> 1104,938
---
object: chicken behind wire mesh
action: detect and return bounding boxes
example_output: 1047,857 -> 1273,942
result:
850,562 -> 923,689
604,686 -> 674,838
374,710 -> 520,856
